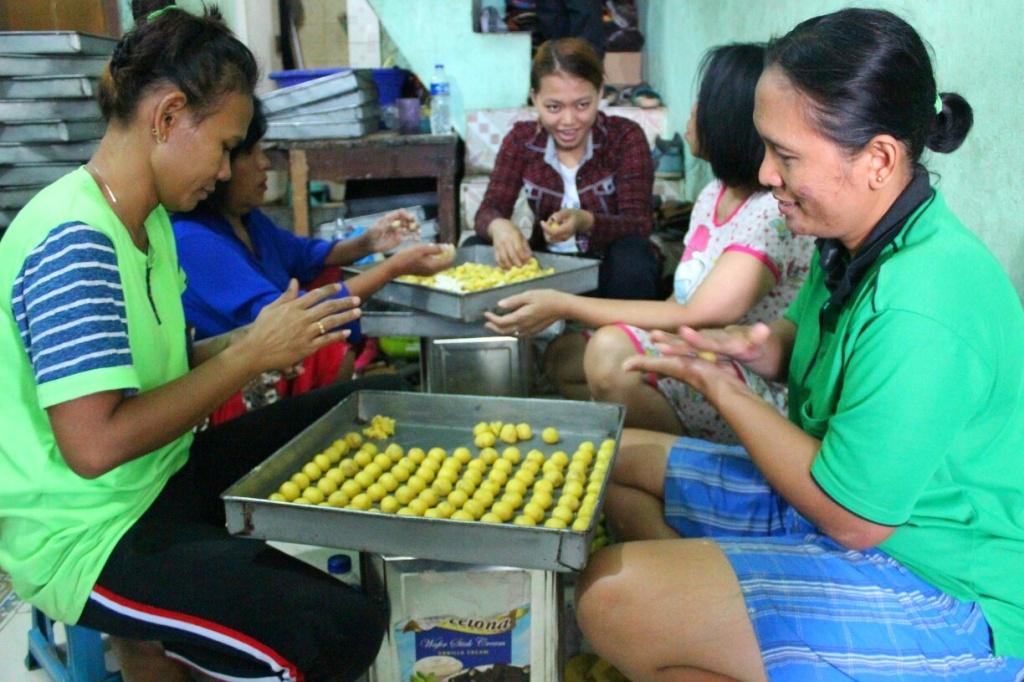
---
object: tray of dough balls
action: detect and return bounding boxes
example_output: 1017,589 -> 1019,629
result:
345,245 -> 599,322
222,390 -> 623,572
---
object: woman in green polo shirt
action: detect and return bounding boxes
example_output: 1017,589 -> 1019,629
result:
0,3 -> 383,681
574,8 -> 1024,681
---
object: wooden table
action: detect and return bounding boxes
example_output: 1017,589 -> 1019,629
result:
265,132 -> 461,243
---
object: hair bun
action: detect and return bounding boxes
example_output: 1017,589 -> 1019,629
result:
110,37 -> 131,69
926,92 -> 973,153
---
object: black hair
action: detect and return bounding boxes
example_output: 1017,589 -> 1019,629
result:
98,0 -> 258,123
765,8 -> 973,161
194,98 -> 268,215
695,43 -> 767,192
531,37 -> 603,93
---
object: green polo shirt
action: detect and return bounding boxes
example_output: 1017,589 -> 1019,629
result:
785,189 -> 1024,657
0,168 -> 190,623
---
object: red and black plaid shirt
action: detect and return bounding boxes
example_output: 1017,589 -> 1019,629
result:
474,112 -> 654,256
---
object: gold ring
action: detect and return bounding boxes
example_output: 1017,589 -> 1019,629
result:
316,321 -> 326,336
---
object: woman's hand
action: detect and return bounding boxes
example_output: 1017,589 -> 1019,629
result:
235,279 -> 361,373
542,208 -> 593,243
367,209 -> 420,253
387,243 -> 455,277
483,289 -> 567,337
488,219 -> 532,268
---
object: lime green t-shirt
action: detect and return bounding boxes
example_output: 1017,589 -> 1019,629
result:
785,190 -> 1024,657
0,168 -> 191,623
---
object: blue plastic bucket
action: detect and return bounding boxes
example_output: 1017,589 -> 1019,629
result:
369,68 -> 407,106
269,68 -> 345,89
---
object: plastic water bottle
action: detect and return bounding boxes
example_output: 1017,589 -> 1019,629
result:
429,63 -> 451,135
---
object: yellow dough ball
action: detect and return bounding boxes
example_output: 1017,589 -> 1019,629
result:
572,517 -> 591,532
344,432 -> 363,448
327,490 -> 350,507
492,458 -> 513,475
354,470 -> 376,489
407,498 -> 429,516
415,467 -> 436,484
451,509 -> 475,521
407,475 -> 427,495
565,470 -> 587,486
427,447 -> 447,462
408,447 -> 427,465
533,479 -> 555,495
353,451 -> 373,468
455,478 -> 477,495
316,477 -> 339,496
586,480 -> 603,496
462,499 -> 485,520
324,468 -> 345,486
432,477 -> 454,496
290,472 -> 311,490
474,431 -> 497,448
302,462 -> 323,482
487,469 -> 509,486
563,481 -> 584,499
379,495 -> 400,513
366,483 -> 387,502
479,479 -> 502,497
313,453 -> 332,472
329,440 -> 349,459
489,421 -> 504,436
396,507 -> 417,516
513,514 -> 537,526
424,507 -> 443,518
364,463 -> 384,480
349,493 -> 373,510
505,478 -> 528,497
549,451 -> 570,468
339,459 -> 360,478
501,447 -> 521,464
302,486 -> 325,504
371,453 -> 391,470
473,421 -> 490,436
341,480 -> 363,498
418,488 -> 440,508
395,485 -> 416,505
557,495 -> 580,512
471,488 -> 495,508
435,501 -> 455,518
291,497 -> 312,505
378,472 -> 399,492
515,423 -> 533,441
522,502 -> 546,523
462,468 -> 484,486
278,481 -> 301,501
551,506 -> 574,524
567,461 -> 588,478
530,490 -> 553,510
542,470 -> 565,487
385,443 -> 405,461
525,449 -> 545,464
573,449 -> 594,466
391,464 -> 411,483
452,447 -> 473,464
419,457 -> 441,474
544,517 -> 567,529
514,468 -> 536,487
499,423 -> 518,444
578,440 -> 596,454
500,491 -> 524,510
520,459 -> 540,476
491,500 -> 515,522
481,512 -> 504,524
447,489 -> 469,509
467,458 -> 487,473
542,427 -> 560,444
268,492 -> 286,501
360,442 -> 379,457
600,438 -> 616,451
479,448 -> 499,465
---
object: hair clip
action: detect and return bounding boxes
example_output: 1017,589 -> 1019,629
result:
934,93 -> 943,116
147,4 -> 177,22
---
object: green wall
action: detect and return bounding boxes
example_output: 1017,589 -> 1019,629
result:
369,0 -> 532,137
645,0 -> 1024,296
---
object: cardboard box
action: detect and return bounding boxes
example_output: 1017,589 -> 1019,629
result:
367,556 -> 563,681
603,52 -> 642,86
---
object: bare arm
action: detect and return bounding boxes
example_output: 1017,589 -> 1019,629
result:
341,243 -> 451,299
623,349 -> 895,550
484,251 -> 777,337
47,283 -> 360,479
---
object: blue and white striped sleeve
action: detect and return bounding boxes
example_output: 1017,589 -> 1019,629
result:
12,221 -> 133,388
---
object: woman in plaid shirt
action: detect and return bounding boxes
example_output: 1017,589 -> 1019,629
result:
469,37 -> 660,300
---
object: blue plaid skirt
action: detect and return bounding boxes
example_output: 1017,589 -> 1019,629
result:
663,437 -> 1024,681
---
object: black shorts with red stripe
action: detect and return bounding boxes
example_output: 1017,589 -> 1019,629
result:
77,377 -> 403,681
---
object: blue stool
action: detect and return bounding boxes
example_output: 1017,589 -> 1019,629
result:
26,607 -> 122,682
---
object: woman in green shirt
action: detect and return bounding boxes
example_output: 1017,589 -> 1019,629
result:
574,8 -> 1024,681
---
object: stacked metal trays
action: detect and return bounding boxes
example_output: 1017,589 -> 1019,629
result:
222,391 -> 625,572
346,245 -> 600,322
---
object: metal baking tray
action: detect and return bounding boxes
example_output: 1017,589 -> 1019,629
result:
0,54 -> 109,78
223,391 -> 625,572
0,119 -> 104,143
265,118 -> 377,141
0,31 -> 116,55
0,98 -> 101,121
0,140 -> 97,165
0,186 -> 42,209
0,163 -> 78,187
261,69 -> 375,117
268,102 -> 379,125
346,245 -> 600,322
270,90 -> 376,118
0,76 -> 97,99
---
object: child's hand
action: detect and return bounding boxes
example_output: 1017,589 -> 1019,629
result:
367,209 -> 420,252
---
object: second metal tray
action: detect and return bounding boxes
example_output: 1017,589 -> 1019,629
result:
222,391 -> 624,572
347,245 -> 600,322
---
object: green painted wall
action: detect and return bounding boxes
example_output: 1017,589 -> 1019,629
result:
369,0 -> 532,137
644,0 -> 1024,296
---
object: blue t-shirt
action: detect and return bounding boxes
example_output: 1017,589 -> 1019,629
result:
171,208 -> 360,341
